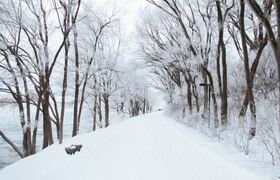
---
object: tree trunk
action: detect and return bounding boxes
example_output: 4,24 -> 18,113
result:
247,0 -> 280,135
220,37 -> 228,127
93,94 -> 97,131
42,79 -> 53,149
277,51 -> 280,136
202,74 -> 208,118
77,73 -> 89,133
216,0 -> 228,127
143,98 -> 146,114
276,0 -> 280,132
202,66 -> 219,128
32,93 -> 42,154
15,52 -> 32,155
98,93 -> 103,128
240,0 -> 256,139
23,129 -> 32,157
191,77 -> 199,113
59,37 -> 70,143
239,36 -> 267,119
184,72 -> 193,113
104,95 -> 109,128
216,43 -> 222,97
72,22 -> 79,137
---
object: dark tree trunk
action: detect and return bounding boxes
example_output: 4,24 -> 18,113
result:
187,83 -> 192,113
216,43 -> 222,97
202,74 -> 209,118
220,33 -> 228,127
104,95 -> 109,128
216,0 -> 228,127
23,129 -> 32,157
77,72 -> 89,133
143,98 -> 146,114
72,84 -> 79,137
240,0 -> 257,139
72,22 -> 79,137
191,77 -> 199,113
93,94 -> 97,131
183,72 -> 193,113
239,36 -> 267,118
202,66 -> 219,128
42,79 -> 53,149
98,93 -> 103,128
247,0 -> 280,136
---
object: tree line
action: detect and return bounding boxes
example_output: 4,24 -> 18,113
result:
137,0 -> 280,165
0,0 -> 151,158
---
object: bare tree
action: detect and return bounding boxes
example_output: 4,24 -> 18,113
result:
0,0 -> 42,156
215,0 -> 234,128
246,0 -> 280,136
71,9 -> 116,135
239,0 -> 257,139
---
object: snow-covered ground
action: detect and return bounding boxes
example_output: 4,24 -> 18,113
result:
0,111 -> 274,180
0,104 -> 126,170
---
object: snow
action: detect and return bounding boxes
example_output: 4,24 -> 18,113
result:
0,112 -> 271,180
0,41 -> 7,49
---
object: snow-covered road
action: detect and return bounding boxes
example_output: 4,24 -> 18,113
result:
0,112 -> 269,180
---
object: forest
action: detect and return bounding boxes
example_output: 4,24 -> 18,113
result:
0,0 -> 279,175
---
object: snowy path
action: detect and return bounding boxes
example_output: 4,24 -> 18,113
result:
0,112 -> 269,180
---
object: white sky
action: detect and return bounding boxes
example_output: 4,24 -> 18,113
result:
92,0 -> 148,34
86,0 -> 166,109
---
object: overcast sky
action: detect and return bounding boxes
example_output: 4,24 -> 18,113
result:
89,0 -> 166,109
92,0 -> 148,34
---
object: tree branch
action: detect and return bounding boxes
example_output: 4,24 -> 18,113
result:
0,130 -> 24,158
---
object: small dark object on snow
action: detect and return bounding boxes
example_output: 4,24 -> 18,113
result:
65,144 -> 82,155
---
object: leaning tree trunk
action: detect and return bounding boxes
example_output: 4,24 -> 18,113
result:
247,0 -> 280,138
32,93 -> 42,154
239,36 -> 267,120
77,71 -> 90,133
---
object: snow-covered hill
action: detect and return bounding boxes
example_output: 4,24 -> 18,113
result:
0,112 -> 271,180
